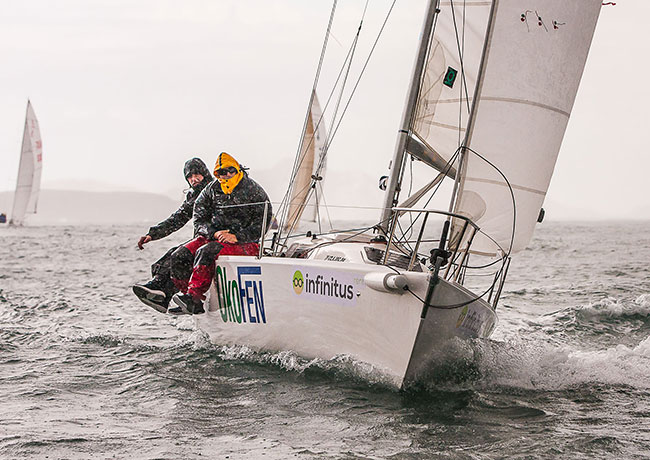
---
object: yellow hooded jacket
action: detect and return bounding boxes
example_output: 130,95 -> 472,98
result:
214,152 -> 244,195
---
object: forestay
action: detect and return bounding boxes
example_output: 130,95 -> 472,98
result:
453,0 -> 602,256
10,101 -> 43,225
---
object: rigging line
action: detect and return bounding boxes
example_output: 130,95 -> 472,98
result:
393,147 -> 461,240
409,14 -> 435,127
408,3 -> 440,131
274,224 -> 375,247
318,21 -> 365,160
316,180 -> 334,232
301,225 -> 380,257
302,207 -> 405,257
285,1 -> 337,189
316,0 -> 373,160
463,146 -> 516,259
288,0 -> 398,241
280,36 -> 356,243
323,33 -> 362,161
408,157 -> 415,239
281,175 -> 328,237
457,0 -> 468,146
277,1 -> 338,235
404,156 -> 415,243
449,0 -> 472,114
316,191 -> 322,234
310,0 -> 399,183
395,219 -> 414,253
277,39 -> 359,232
312,0 -> 371,180
383,264 -> 499,310
278,7 -> 369,239
392,3 -> 441,208
298,222 -> 378,240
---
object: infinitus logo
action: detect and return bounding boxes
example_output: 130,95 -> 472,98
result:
292,270 -> 304,294
291,268 -> 357,306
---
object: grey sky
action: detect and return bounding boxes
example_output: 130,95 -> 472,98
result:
1,1 -> 647,220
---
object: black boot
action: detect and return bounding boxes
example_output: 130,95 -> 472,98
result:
133,277 -> 169,313
169,293 -> 205,315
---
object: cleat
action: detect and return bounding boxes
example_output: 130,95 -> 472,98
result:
172,293 -> 205,315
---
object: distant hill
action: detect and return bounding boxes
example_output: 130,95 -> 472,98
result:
0,189 -> 178,225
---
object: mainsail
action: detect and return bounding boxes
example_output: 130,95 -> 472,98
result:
10,101 -> 43,225
397,0 -> 601,257
283,92 -> 328,231
453,0 -> 602,256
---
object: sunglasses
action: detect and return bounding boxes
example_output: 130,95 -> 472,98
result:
216,166 -> 238,176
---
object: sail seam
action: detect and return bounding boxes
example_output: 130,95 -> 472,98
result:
431,97 -> 473,104
464,176 -> 546,196
439,1 -> 491,6
415,119 -> 467,132
430,97 -> 569,117
475,96 -> 570,117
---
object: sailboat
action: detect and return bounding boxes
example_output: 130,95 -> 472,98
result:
197,0 -> 603,388
8,100 -> 43,226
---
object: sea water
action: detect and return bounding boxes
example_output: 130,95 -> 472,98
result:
0,222 -> 648,459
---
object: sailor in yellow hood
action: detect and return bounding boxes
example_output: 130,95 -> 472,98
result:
168,152 -> 272,315
214,152 -> 244,194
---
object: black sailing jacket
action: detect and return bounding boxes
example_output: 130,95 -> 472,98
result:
147,158 -> 213,240
193,174 -> 272,244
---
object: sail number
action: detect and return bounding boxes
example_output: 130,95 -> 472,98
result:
443,67 -> 458,88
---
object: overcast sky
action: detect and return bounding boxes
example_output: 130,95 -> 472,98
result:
1,0 -> 647,220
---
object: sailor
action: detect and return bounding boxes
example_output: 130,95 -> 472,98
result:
132,157 -> 213,313
168,152 -> 272,315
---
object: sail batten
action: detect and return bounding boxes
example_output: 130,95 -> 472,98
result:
10,101 -> 42,225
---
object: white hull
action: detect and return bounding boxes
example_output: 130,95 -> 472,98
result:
196,239 -> 497,389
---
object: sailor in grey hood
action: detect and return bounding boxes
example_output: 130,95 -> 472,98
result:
144,157 -> 213,242
133,157 -> 213,313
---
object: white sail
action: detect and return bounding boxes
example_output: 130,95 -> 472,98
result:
453,0 -> 602,256
411,1 -> 491,171
10,101 -> 43,225
284,92 -> 328,231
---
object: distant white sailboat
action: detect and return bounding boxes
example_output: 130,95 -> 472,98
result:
197,0 -> 603,388
9,100 -> 43,226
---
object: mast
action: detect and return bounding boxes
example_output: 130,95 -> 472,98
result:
379,0 -> 440,234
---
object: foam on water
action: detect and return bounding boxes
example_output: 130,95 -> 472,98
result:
208,343 -> 399,389
575,294 -> 650,320
468,333 -> 650,391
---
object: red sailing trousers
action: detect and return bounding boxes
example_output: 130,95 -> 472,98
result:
171,236 -> 259,300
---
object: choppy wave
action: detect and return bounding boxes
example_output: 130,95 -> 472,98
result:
3,223 -> 650,459
576,294 -> 650,319
471,334 -> 650,391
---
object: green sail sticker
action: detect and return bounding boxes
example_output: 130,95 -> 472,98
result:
443,67 -> 458,88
